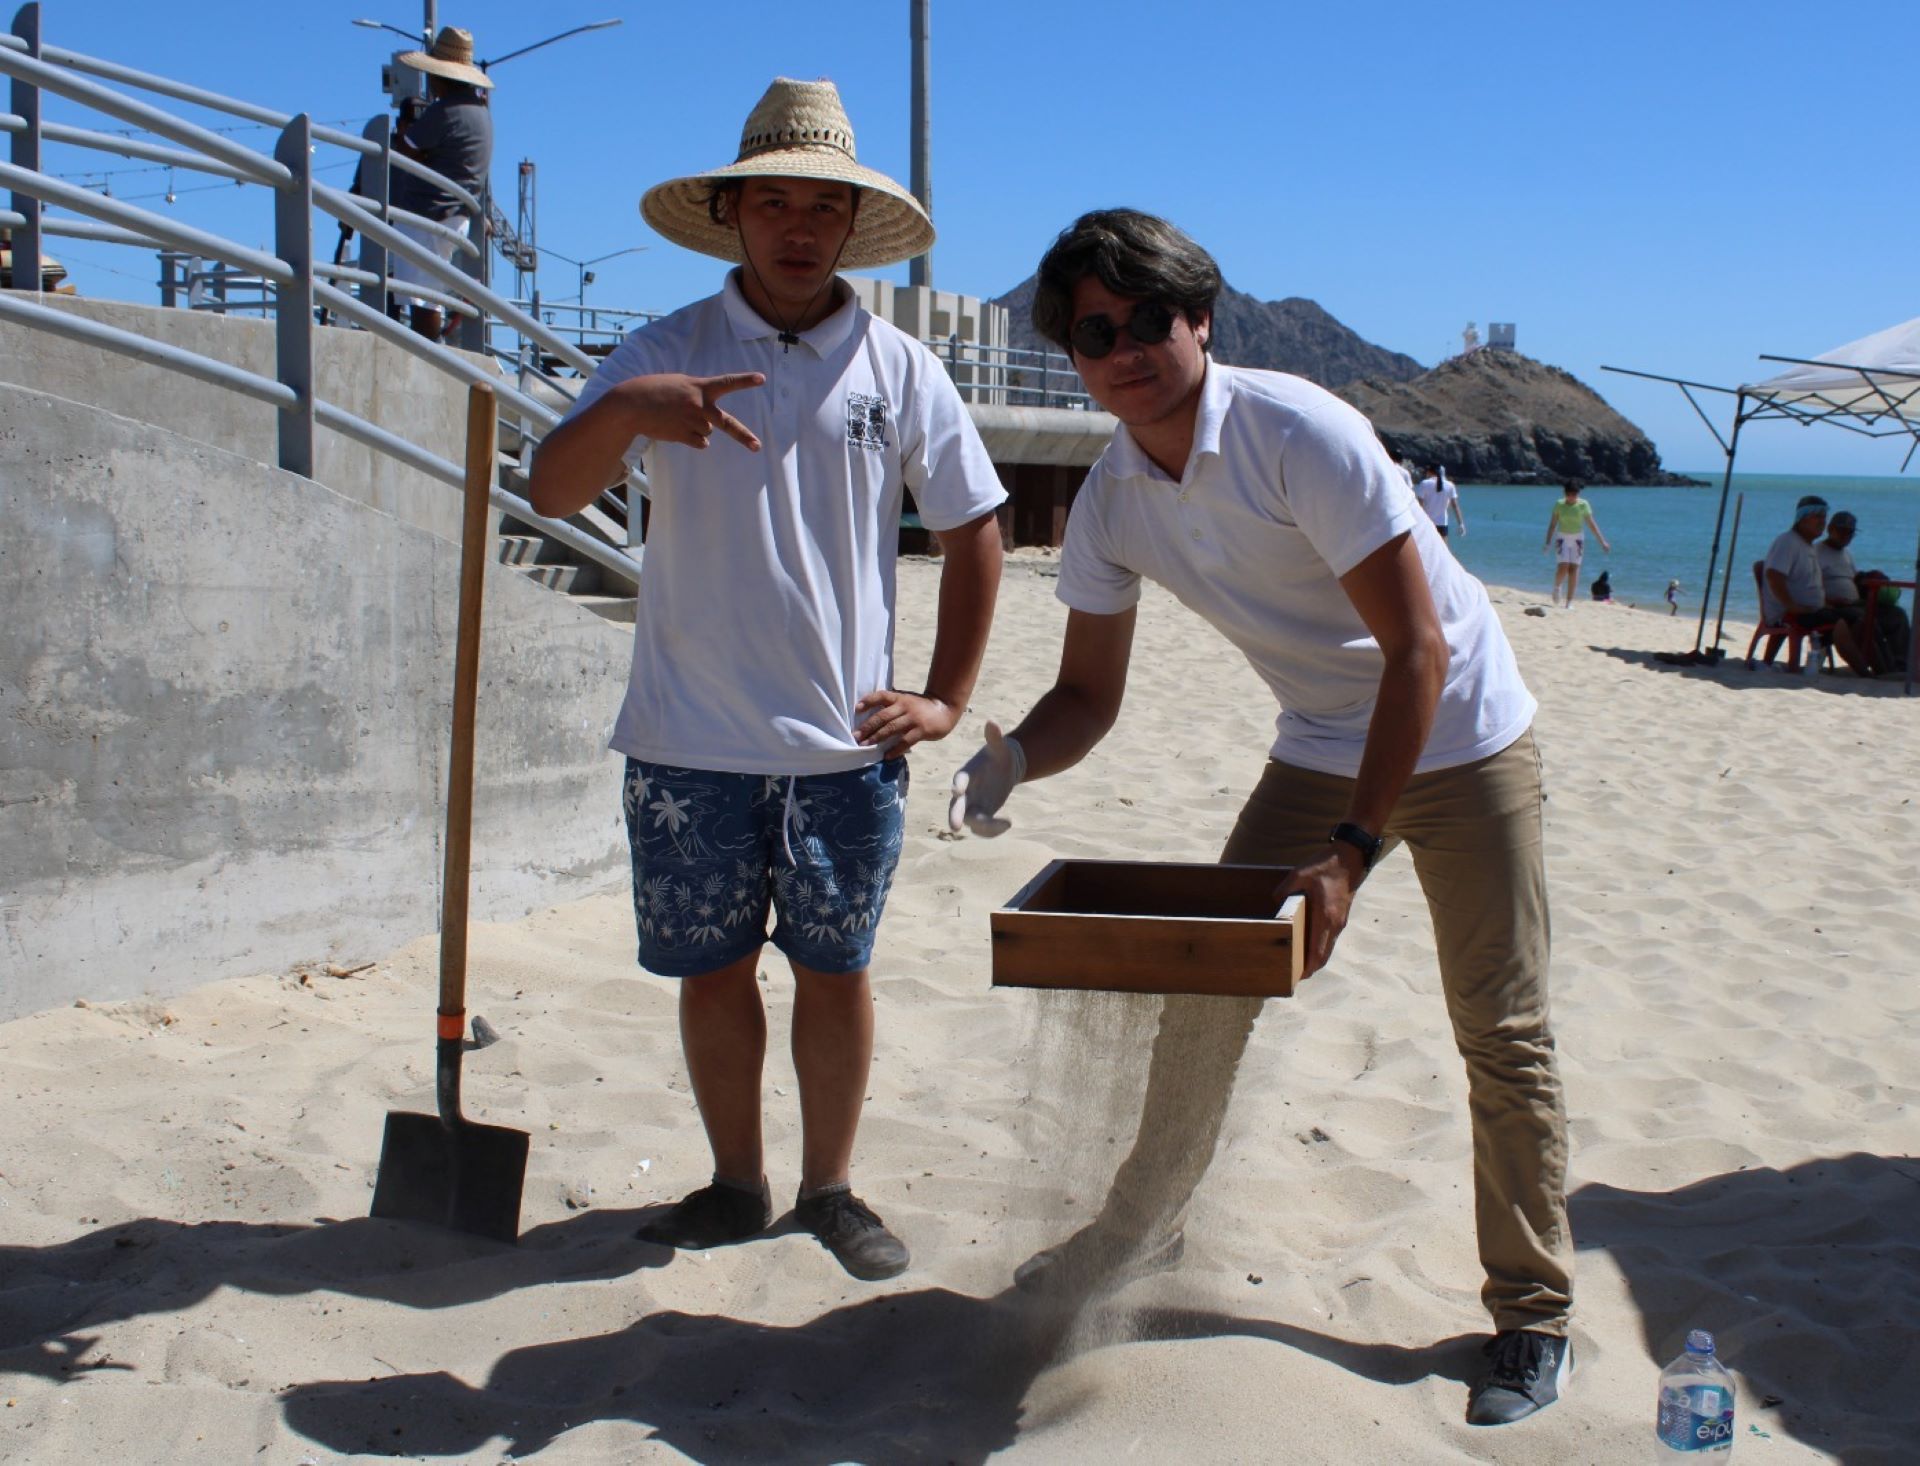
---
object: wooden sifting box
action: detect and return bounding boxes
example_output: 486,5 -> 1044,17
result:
990,860 -> 1305,998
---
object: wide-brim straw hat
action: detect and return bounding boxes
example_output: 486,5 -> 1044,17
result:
398,26 -> 493,90
640,78 -> 933,271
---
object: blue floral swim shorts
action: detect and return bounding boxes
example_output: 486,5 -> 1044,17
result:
621,757 -> 910,978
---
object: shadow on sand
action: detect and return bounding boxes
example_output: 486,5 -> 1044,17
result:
1571,1152 -> 1920,1465
0,1205 -> 674,1383
1594,644 -> 1913,695
21,1158 -> 1910,1459
275,1277 -> 1486,1464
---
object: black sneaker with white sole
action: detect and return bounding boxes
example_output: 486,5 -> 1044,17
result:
635,1178 -> 772,1249
793,1188 -> 909,1281
1466,1329 -> 1573,1425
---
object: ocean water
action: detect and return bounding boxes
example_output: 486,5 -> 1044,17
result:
1446,473 -> 1920,619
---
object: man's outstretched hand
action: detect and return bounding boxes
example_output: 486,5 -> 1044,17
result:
1273,845 -> 1365,979
948,721 -> 1026,837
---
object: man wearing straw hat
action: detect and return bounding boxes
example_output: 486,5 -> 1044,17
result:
530,79 -> 1005,1281
389,26 -> 493,341
950,209 -> 1572,1425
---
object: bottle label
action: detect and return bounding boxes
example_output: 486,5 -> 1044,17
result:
1658,1384 -> 1735,1451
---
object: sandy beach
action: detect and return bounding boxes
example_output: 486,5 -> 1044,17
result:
3,553 -> 1917,1464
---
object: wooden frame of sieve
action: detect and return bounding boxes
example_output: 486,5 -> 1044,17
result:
990,860 -> 1306,998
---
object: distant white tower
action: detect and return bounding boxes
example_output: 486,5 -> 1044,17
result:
1461,322 -> 1481,355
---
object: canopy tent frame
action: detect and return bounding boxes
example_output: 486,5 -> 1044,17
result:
1602,348 -> 1920,693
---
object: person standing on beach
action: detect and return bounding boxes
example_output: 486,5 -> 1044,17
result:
389,27 -> 493,342
1545,481 -> 1608,607
529,79 -> 1006,1280
948,209 -> 1572,1427
1414,463 -> 1467,540
1763,496 -> 1871,676
1385,444 -> 1416,493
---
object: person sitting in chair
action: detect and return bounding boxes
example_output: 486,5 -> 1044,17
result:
1762,496 -> 1871,676
1818,510 -> 1906,674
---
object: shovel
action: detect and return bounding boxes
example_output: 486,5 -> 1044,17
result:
370,382 -> 529,1243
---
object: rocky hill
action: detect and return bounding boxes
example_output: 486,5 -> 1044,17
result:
992,277 -> 1423,390
1335,349 -> 1697,485
992,274 -> 1690,485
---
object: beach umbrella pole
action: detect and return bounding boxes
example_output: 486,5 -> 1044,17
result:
1693,404 -> 1744,654
1711,492 -> 1744,653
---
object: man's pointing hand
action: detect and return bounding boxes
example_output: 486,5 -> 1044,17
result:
616,371 -> 765,452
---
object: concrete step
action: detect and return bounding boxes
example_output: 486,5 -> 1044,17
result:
496,533 -> 546,565
515,562 -> 602,595
573,594 -> 637,625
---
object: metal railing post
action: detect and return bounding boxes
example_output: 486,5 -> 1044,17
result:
273,114 -> 315,477
357,112 -> 389,318
7,2 -> 40,294
454,181 -> 487,354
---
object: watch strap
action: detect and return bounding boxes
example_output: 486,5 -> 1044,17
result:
1328,821 -> 1382,871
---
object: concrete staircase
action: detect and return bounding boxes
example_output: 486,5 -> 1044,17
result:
495,461 -> 638,624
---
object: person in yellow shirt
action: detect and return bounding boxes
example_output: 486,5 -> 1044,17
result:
1544,481 -> 1610,607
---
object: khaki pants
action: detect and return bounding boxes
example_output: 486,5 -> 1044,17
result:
1094,728 -> 1572,1333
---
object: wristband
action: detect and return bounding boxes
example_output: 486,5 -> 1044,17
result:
1328,821 -> 1383,871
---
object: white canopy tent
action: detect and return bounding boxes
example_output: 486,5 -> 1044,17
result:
1740,316 -> 1920,438
1605,318 -> 1920,692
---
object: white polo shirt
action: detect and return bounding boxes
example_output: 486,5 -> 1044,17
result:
566,272 -> 1007,775
1057,362 -> 1536,778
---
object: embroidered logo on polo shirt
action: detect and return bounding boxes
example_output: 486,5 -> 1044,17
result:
846,392 -> 888,451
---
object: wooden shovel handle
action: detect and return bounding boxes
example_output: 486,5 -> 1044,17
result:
439,383 -> 497,1033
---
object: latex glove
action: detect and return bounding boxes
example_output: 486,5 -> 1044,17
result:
947,721 -> 1026,837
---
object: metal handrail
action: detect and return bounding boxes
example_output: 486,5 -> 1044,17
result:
331,189 -> 480,260
0,157 -> 291,280
310,179 -> 594,375
0,113 -> 258,184
3,4 -> 639,600
0,27 -> 483,217
0,43 -> 288,185
0,287 -> 297,407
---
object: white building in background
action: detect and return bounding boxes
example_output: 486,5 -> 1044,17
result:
846,279 -> 1009,405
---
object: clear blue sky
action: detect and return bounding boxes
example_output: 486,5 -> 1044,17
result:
25,0 -> 1918,476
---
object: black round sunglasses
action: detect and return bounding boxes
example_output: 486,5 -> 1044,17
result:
1070,300 -> 1177,360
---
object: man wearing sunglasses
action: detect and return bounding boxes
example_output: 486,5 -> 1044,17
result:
949,209 -> 1571,1426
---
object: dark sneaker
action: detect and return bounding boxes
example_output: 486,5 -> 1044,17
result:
1466,1329 -> 1573,1425
1013,1225 -> 1185,1299
635,1179 -> 772,1249
793,1188 -> 909,1281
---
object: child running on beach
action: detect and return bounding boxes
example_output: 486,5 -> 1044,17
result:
529,78 -> 1005,1280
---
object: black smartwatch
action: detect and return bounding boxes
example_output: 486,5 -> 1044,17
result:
1328,821 -> 1383,871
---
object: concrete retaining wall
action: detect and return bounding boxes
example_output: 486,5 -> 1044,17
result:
0,296 -> 489,543
0,383 -> 631,1022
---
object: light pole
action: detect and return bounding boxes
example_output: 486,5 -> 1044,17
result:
536,244 -> 647,333
353,16 -> 623,107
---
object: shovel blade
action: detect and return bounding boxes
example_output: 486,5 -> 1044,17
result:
370,1109 -> 529,1244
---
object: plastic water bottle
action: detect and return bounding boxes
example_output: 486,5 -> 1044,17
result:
1804,634 -> 1826,678
1655,1329 -> 1736,1455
